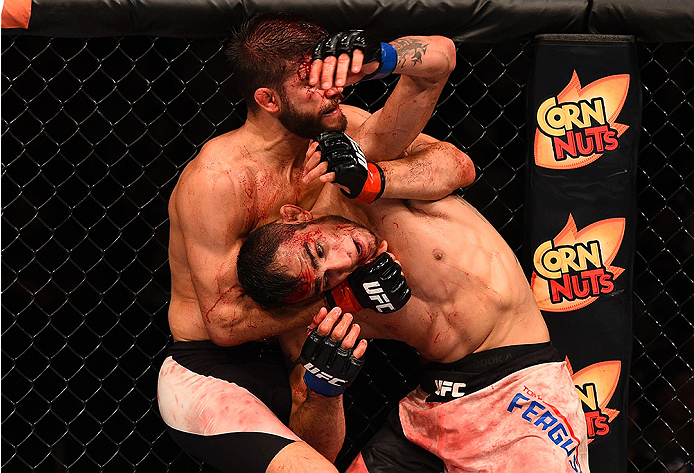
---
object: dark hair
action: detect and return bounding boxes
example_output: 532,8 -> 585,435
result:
237,220 -> 308,308
225,12 -> 328,110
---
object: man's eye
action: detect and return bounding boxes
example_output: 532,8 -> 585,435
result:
316,243 -> 324,258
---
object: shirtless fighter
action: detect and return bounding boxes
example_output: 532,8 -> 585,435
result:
237,132 -> 591,473
157,12 -> 472,473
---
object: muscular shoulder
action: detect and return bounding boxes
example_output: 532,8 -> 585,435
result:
171,132 -> 258,241
182,131 -> 258,195
399,195 -> 457,219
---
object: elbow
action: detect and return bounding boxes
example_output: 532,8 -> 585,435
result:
420,141 -> 476,198
206,321 -> 244,347
440,143 -> 475,193
455,149 -> 476,188
430,36 -> 457,77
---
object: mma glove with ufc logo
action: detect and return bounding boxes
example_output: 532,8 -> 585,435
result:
325,252 -> 411,314
300,327 -> 365,397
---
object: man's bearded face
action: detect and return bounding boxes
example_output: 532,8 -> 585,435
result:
277,88 -> 347,138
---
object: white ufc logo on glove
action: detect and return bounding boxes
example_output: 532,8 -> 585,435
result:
362,281 -> 395,312
304,363 -> 349,386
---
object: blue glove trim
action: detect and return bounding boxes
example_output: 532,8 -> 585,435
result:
369,43 -> 397,80
304,371 -> 345,397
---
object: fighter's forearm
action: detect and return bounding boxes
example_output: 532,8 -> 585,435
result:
379,140 -> 476,200
203,295 -> 319,347
289,386 -> 346,463
284,315 -> 364,463
390,35 -> 456,81
349,36 -> 456,163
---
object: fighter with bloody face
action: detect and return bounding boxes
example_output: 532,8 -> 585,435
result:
158,12 -> 470,473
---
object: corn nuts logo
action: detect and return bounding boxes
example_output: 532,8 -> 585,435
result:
531,215 -> 625,312
535,71 -> 630,169
568,359 -> 621,443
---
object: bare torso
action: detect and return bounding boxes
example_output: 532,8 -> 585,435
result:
166,35 -> 466,349
314,192 -> 550,364
167,125 -> 324,343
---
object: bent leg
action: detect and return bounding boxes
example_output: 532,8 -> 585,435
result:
266,441 -> 339,473
167,428 -> 294,473
345,408 -> 444,473
159,354 -> 303,472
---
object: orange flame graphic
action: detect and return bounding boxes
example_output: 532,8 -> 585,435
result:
535,71 -> 630,169
532,214 -> 625,312
567,358 -> 622,443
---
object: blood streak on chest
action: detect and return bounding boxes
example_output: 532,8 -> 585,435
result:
291,171 -> 308,206
252,174 -> 294,223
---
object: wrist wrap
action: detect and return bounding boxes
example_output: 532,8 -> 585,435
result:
326,283 -> 362,314
365,43 -> 397,80
353,162 -> 385,203
303,372 -> 346,397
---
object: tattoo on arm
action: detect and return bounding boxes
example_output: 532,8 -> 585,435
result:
393,38 -> 429,69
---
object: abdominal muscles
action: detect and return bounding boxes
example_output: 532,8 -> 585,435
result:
364,197 -> 545,363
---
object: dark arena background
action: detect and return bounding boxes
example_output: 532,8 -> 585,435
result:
2,0 -> 692,472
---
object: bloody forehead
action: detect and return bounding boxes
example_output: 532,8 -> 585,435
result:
296,56 -> 312,81
279,239 -> 317,304
283,227 -> 324,251
281,280 -> 310,304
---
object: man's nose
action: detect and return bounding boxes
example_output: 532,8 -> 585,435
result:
333,251 -> 352,270
328,251 -> 353,281
324,86 -> 343,98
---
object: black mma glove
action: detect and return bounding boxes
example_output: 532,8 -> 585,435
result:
325,252 -> 411,314
312,30 -> 397,81
316,131 -> 385,203
301,327 -> 365,396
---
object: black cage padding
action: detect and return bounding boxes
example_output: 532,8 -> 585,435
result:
3,0 -> 694,42
2,1 -> 693,472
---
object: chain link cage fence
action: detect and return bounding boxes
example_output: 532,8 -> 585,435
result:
1,34 -> 692,472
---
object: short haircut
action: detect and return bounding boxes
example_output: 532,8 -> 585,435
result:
237,220 -> 308,308
224,12 -> 328,111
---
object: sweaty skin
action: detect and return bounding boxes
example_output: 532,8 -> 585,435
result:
359,194 -> 550,362
165,28 -> 469,471
267,177 -> 589,473
278,185 -> 550,363
168,36 -> 468,350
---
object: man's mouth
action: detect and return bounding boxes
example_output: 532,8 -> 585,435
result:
352,237 -> 362,263
323,104 -> 340,116
322,95 -> 343,116
353,236 -> 373,266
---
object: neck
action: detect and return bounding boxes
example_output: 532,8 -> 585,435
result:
245,111 -> 310,164
312,186 -> 370,227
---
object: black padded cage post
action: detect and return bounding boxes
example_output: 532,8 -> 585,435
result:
2,1 -> 693,472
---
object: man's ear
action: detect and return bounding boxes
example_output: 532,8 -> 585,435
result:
254,87 -> 280,114
280,204 -> 313,223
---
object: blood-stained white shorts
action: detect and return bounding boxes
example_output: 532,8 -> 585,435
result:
348,344 -> 590,473
157,341 -> 301,473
